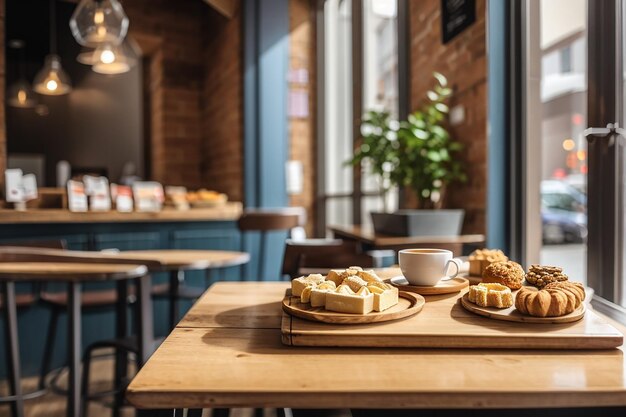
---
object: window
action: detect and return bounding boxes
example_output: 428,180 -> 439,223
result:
317,0 -> 402,235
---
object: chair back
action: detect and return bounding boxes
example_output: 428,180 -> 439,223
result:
238,208 -> 305,281
281,239 -> 375,280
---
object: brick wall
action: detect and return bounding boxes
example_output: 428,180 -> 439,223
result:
126,0 -> 205,188
288,0 -> 316,235
201,1 -> 244,202
409,0 -> 487,235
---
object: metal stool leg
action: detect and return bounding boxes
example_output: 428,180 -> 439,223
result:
2,281 -> 24,417
80,347 -> 92,417
66,282 -> 82,417
169,270 -> 182,329
113,280 -> 129,417
136,274 -> 155,367
39,307 -> 60,389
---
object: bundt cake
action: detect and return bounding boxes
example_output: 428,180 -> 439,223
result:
515,281 -> 585,317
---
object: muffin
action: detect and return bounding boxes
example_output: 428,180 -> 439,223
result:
482,261 -> 524,290
468,249 -> 508,277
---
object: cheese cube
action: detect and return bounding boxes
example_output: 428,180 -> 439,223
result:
357,269 -> 383,284
325,287 -> 374,314
291,274 -> 325,297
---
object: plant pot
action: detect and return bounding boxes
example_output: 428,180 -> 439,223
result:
370,209 -> 465,236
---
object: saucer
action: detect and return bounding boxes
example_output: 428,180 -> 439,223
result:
387,275 -> 469,295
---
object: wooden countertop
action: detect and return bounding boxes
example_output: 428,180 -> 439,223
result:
127,281 -> 626,410
0,202 -> 242,224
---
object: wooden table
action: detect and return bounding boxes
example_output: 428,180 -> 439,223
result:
127,281 -> 626,411
330,225 -> 485,256
110,250 -> 250,328
0,262 -> 149,417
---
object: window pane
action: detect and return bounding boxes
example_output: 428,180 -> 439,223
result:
326,197 -> 352,233
324,0 -> 353,194
537,0 -> 588,285
361,0 -> 398,194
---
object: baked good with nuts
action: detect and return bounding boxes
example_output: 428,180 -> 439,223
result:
525,264 -> 568,288
482,261 -> 525,290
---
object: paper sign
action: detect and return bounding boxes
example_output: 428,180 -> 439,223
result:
111,183 -> 133,212
5,169 -> 24,203
132,181 -> 164,212
22,174 -> 38,201
84,175 -> 111,211
67,180 -> 88,212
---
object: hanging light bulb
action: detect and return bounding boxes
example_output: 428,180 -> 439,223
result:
34,0 -> 72,95
7,79 -> 37,108
6,40 -> 37,108
70,0 -> 129,47
33,54 -> 72,95
91,42 -> 137,74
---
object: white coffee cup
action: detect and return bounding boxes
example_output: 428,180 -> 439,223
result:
398,248 -> 463,286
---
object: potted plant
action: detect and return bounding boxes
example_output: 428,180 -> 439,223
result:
349,72 -> 467,236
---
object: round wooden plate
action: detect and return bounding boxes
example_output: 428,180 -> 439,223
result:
387,276 -> 469,295
460,293 -> 586,324
282,291 -> 425,324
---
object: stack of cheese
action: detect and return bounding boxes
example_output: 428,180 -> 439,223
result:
291,267 -> 399,314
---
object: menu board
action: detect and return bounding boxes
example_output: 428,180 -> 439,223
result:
441,0 -> 476,44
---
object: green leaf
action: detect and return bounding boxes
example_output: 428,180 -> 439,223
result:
433,72 -> 448,87
435,103 -> 449,113
427,150 -> 441,161
413,129 -> 428,139
427,90 -> 439,101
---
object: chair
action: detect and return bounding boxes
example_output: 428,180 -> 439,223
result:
281,239 -> 376,279
238,208 -> 304,280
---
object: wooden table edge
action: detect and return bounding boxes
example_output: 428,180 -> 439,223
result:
0,264 -> 149,281
125,389 -> 626,410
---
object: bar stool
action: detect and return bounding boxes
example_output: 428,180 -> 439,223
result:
238,208 -> 303,280
0,253 -> 151,417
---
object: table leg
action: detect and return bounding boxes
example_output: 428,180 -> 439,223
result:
66,282 -> 82,417
2,282 -> 24,417
169,270 -> 182,329
113,280 -> 129,417
136,274 -> 155,367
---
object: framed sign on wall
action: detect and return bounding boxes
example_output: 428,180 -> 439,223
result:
441,0 -> 476,44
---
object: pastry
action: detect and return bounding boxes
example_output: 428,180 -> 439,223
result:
309,281 -> 337,307
515,282 -> 585,317
525,265 -> 568,288
291,274 -> 325,297
469,249 -> 508,276
326,269 -> 345,286
343,276 -> 368,292
357,269 -> 383,284
468,283 -> 513,308
325,285 -> 374,314
300,285 -> 315,303
367,283 -> 399,312
482,261 -> 524,290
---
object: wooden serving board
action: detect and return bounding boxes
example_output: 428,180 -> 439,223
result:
388,276 -> 469,295
282,291 -> 424,324
281,291 -> 623,349
460,293 -> 585,324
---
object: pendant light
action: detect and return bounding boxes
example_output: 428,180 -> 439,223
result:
70,0 -> 129,47
77,39 -> 138,74
33,0 -> 72,95
7,40 -> 36,108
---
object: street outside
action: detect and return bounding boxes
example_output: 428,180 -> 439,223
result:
540,244 -> 587,286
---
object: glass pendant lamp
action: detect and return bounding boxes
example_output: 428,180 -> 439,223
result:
33,0 -> 72,95
70,0 -> 129,47
91,41 -> 138,74
7,40 -> 36,108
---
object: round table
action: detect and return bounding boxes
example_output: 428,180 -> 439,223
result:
0,262 -> 148,417
106,250 -> 250,328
